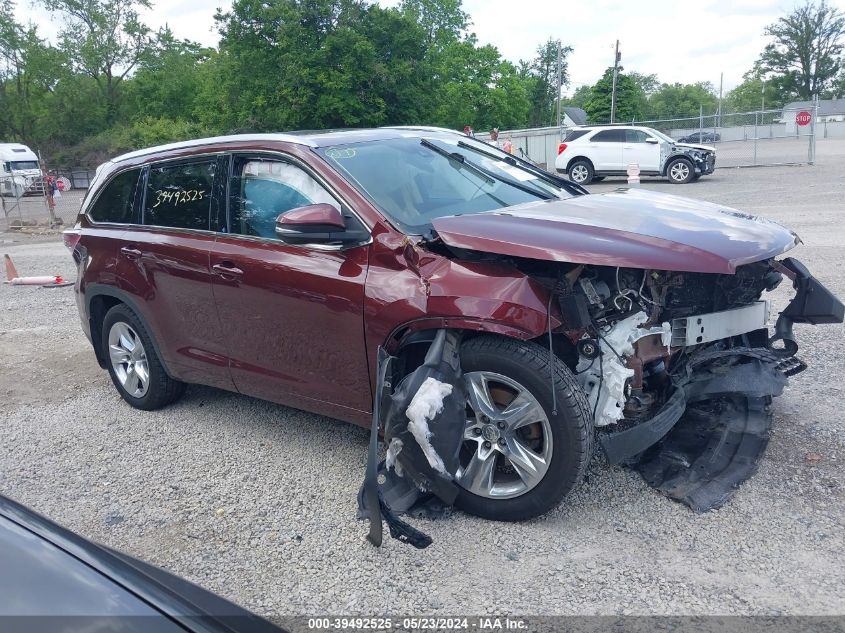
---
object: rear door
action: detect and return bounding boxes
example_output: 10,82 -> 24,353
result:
118,157 -> 233,389
622,129 -> 661,172
587,129 -> 624,170
210,153 -> 372,415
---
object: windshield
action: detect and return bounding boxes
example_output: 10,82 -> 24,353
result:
10,160 -> 39,171
318,136 -> 574,233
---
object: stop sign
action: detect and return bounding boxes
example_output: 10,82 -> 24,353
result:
796,111 -> 812,126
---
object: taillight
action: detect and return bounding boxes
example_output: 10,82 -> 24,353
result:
558,143 -> 567,154
63,228 -> 81,251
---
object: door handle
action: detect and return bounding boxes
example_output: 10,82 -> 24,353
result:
120,246 -> 142,260
212,262 -> 244,278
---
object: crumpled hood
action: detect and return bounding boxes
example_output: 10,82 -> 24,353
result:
674,142 -> 715,152
432,188 -> 800,274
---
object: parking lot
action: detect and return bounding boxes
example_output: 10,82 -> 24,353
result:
1,139 -> 844,618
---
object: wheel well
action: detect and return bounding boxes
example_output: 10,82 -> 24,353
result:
566,156 -> 593,172
89,294 -> 123,367
663,154 -> 693,175
394,329 -> 578,380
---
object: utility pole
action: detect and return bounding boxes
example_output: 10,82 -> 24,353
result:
610,40 -> 620,124
555,40 -> 562,131
717,72 -> 723,128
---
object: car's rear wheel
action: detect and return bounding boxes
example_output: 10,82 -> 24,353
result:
666,157 -> 694,184
102,304 -> 185,410
568,159 -> 594,185
454,336 -> 594,521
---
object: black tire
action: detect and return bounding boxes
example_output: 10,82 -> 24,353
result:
691,173 -> 701,181
101,304 -> 185,410
567,159 -> 594,185
455,335 -> 594,521
666,157 -> 694,184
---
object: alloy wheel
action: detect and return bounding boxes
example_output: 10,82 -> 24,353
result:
670,161 -> 691,182
457,371 -> 553,499
108,322 -> 149,398
570,165 -> 589,183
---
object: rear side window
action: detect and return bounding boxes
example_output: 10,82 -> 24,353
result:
591,129 -> 625,142
563,130 -> 589,142
88,169 -> 141,224
143,161 -> 216,230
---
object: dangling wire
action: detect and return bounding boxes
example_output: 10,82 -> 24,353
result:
547,288 -> 557,416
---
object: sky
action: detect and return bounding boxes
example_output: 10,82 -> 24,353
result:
14,0 -> 845,95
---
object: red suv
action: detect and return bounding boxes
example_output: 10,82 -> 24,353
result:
67,128 -> 842,521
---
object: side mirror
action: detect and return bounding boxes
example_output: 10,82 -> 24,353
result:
645,137 -> 659,144
275,203 -> 368,246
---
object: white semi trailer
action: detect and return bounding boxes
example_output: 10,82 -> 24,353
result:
0,143 -> 43,197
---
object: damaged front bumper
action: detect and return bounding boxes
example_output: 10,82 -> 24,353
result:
597,258 -> 843,510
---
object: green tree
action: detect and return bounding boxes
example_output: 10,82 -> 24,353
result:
431,40 -> 529,130
724,70 -> 788,112
757,0 -> 845,99
520,39 -> 572,127
583,67 -> 645,123
560,84 -> 591,112
399,0 -> 468,46
123,28 -> 211,122
647,82 -> 717,119
37,0 -> 154,123
204,0 -> 433,131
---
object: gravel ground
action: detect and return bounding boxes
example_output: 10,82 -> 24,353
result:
1,140 -> 844,618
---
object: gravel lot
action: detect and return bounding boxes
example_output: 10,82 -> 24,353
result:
1,139 -> 844,618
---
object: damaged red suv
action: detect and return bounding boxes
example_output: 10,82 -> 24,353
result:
67,128 -> 843,523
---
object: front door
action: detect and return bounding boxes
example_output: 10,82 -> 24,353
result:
622,129 -> 661,173
211,154 -> 372,416
587,129 -> 625,170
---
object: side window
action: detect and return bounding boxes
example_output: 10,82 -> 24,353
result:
89,169 -> 141,224
563,130 -> 589,142
143,161 -> 215,230
591,129 -> 625,142
229,158 -> 340,239
625,130 -> 650,143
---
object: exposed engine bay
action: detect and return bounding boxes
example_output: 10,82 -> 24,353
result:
359,254 -> 843,549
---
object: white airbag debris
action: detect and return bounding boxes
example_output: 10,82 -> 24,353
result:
385,438 -> 404,476
405,377 -> 453,474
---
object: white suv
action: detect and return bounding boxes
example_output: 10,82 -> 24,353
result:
554,125 -> 716,185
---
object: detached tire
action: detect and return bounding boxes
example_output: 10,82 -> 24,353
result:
666,157 -> 694,184
101,304 -> 185,410
568,159 -> 594,185
455,336 -> 594,521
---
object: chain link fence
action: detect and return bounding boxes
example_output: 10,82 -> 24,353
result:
480,106 -> 823,172
631,107 -> 818,168
1,168 -> 94,233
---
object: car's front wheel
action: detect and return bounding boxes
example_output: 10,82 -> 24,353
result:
567,159 -> 594,185
102,304 -> 186,410
666,157 -> 694,184
454,336 -> 594,521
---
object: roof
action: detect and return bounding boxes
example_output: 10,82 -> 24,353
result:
782,98 -> 845,116
110,127 -> 467,165
563,107 -> 588,126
